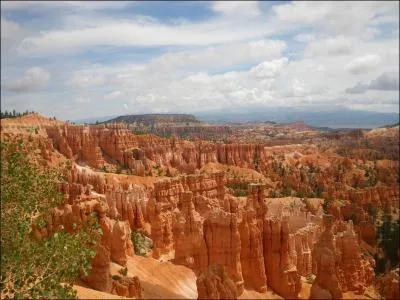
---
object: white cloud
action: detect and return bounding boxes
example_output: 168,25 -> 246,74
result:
1,1 -> 131,11
273,1 -> 398,36
1,1 -> 398,119
105,90 -> 123,99
2,67 -> 50,92
75,97 -> 91,103
345,72 -> 399,94
16,15 -> 275,55
294,33 -> 315,43
150,39 -> 286,72
211,1 -> 261,17
1,17 -> 26,57
66,72 -> 105,89
250,58 -> 288,78
344,54 -> 381,74
305,36 -> 354,57
369,72 -> 399,91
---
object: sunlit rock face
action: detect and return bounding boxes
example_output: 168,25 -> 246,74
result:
2,114 -> 398,300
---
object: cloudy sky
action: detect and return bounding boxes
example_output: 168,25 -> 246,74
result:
1,1 -> 399,120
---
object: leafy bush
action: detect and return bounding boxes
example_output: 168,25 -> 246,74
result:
281,185 -> 292,197
226,181 -> 248,197
1,139 -> 99,299
131,230 -> 153,256
375,214 -> 399,273
112,275 -> 122,281
118,267 -> 128,277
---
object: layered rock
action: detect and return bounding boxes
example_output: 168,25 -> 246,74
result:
335,222 -> 375,294
263,217 -> 301,298
172,191 -> 208,270
196,265 -> 237,300
112,276 -> 143,299
378,268 -> 399,300
32,189 -> 135,294
238,184 -> 267,292
149,173 -> 226,257
310,214 -> 343,299
204,210 -> 244,294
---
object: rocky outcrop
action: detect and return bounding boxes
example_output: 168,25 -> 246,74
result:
204,210 -> 244,295
239,184 -> 267,292
112,276 -> 143,299
32,185 -> 135,294
310,214 -> 343,299
46,125 -> 105,168
378,268 -> 399,300
196,265 -> 237,300
173,191 -> 208,270
149,173 -> 226,257
335,222 -> 375,294
263,217 -> 301,298
293,223 -> 319,277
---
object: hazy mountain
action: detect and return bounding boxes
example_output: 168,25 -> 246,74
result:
196,107 -> 399,129
70,115 -> 117,124
69,108 -> 398,129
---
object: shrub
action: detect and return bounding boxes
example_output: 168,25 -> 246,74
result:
112,275 -> 122,281
118,267 -> 128,276
131,230 -> 153,256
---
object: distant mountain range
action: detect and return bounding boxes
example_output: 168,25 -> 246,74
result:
103,114 -> 199,125
196,107 -> 399,129
71,108 -> 399,129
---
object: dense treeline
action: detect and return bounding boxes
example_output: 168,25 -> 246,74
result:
0,110 -> 35,119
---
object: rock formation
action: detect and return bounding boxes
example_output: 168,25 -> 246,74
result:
310,214 -> 343,299
335,221 -> 375,294
263,217 -> 301,298
196,265 -> 237,300
173,191 -> 208,270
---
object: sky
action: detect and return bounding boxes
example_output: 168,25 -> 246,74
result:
1,1 -> 399,120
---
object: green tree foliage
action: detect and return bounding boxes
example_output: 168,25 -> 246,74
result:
131,230 -> 153,256
1,139 -> 99,299
322,197 -> 333,214
0,110 -> 34,119
375,214 -> 400,273
226,181 -> 248,197
281,185 -> 292,197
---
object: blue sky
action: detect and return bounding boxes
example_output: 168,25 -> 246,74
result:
1,1 -> 399,120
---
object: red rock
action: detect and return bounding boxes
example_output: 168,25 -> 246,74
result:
196,265 -> 237,299
310,214 -> 343,299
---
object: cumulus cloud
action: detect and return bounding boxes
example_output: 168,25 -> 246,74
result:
344,54 -> 381,74
345,72 -> 399,94
1,17 -> 26,57
2,67 -> 50,92
369,72 -> 399,90
66,72 -> 105,89
1,1 -> 398,119
345,82 -> 369,94
105,90 -> 123,99
151,39 -> 286,72
305,36 -> 354,57
250,58 -> 288,78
